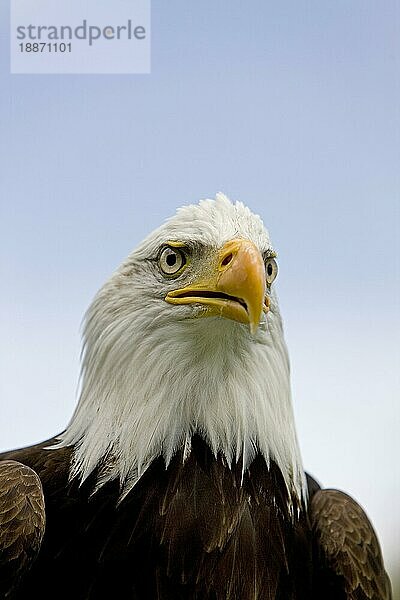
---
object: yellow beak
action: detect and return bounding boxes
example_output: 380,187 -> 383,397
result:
165,239 -> 267,334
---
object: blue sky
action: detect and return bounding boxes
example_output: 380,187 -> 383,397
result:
1,0 -> 399,582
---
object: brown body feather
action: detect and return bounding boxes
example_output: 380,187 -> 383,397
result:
0,437 -> 392,600
0,460 -> 45,598
310,489 -> 392,600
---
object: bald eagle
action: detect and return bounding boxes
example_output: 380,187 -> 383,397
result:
0,194 -> 392,599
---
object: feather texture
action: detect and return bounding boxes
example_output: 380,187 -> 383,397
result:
0,460 -> 45,598
310,489 -> 392,599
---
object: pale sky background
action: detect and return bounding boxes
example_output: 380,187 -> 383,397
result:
1,0 -> 399,588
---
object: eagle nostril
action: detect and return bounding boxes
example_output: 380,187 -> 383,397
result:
221,253 -> 233,267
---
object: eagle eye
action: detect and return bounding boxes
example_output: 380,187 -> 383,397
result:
159,246 -> 186,276
265,258 -> 278,285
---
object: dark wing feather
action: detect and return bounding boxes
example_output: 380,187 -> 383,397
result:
311,489 -> 392,600
0,460 -> 45,598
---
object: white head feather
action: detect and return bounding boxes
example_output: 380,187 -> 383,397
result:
56,193 -> 307,503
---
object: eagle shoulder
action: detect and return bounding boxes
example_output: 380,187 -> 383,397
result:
0,460 -> 45,598
310,488 -> 392,600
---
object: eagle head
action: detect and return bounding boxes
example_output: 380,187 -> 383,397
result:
57,193 -> 306,502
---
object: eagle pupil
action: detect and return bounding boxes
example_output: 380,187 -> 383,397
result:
166,253 -> 177,266
267,263 -> 273,276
